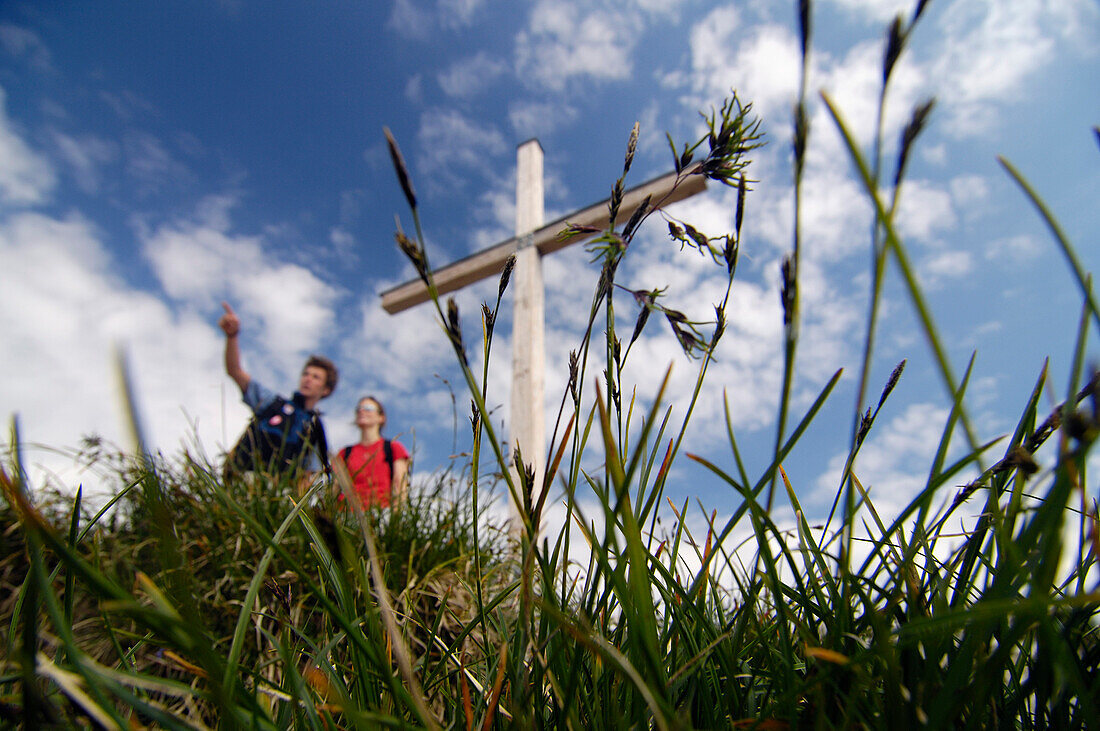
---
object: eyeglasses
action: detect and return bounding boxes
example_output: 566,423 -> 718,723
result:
356,405 -> 380,413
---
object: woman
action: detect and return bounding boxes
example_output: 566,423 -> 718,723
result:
336,396 -> 410,508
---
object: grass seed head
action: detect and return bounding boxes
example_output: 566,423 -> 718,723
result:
498,254 -> 516,300
1004,445 -> 1040,476
665,131 -> 685,172
781,255 -> 797,326
624,121 -> 639,176
560,223 -> 601,241
482,303 -> 495,339
735,173 -> 748,238
609,179 -> 624,224
878,359 -> 907,407
568,350 -> 579,400
793,101 -> 809,178
384,126 -> 417,211
621,194 -> 650,241
711,305 -> 726,346
671,322 -> 701,356
596,261 -> 613,301
896,99 -> 936,187
630,303 -> 651,347
447,297 -> 466,365
724,235 -> 739,275
512,448 -> 535,503
883,15 -> 905,84
857,406 -> 873,445
395,230 -> 428,282
799,0 -> 811,59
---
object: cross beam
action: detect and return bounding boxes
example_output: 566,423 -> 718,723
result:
380,167 -> 707,314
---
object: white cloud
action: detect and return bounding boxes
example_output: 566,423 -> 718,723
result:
542,245 -> 603,332
404,73 -> 425,104
894,178 -> 956,243
821,0 -> 1100,144
438,0 -> 488,29
535,0 -> 666,95
467,182 -> 516,253
985,233 -> 1040,263
97,90 -> 158,124
689,13 -> 801,125
141,196 -> 338,371
797,262 -> 866,381
932,0 -> 1100,136
438,52 -> 509,98
921,143 -> 948,167
388,0 -> 433,40
751,162 -> 874,264
508,100 -> 579,139
50,131 -> 118,195
948,174 -> 989,215
0,86 -> 56,206
142,225 -> 251,301
0,211 -> 242,505
0,24 -> 53,73
921,250 -> 972,286
823,0 -> 915,24
329,226 -> 356,258
516,1 -> 641,91
416,108 -> 508,185
123,131 -> 192,196
235,268 -> 336,358
389,0 -> 488,37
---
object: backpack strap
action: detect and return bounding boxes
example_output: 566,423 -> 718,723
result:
383,439 -> 394,476
253,395 -> 290,425
341,445 -> 353,462
309,411 -> 331,476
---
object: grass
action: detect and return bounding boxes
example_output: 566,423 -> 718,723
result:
3,0 -> 1100,727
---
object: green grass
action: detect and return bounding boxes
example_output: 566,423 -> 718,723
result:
3,0 -> 1099,727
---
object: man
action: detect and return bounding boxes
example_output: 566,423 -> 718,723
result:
219,301 -> 337,483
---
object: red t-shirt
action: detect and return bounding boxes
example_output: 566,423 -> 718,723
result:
337,439 -> 409,507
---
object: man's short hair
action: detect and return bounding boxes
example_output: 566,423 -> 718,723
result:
304,355 -> 338,394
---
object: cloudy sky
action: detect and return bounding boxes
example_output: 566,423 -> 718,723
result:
1,0 -> 1098,533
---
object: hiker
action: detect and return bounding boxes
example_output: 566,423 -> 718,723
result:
218,301 -> 337,484
335,396 -> 410,508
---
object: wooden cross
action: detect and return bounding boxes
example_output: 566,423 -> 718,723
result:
381,140 -> 706,513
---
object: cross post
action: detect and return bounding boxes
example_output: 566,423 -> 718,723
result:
511,140 -> 546,492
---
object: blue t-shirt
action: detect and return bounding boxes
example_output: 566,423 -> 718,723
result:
242,379 -> 324,472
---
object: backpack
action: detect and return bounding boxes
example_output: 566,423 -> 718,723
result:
227,394 -> 330,477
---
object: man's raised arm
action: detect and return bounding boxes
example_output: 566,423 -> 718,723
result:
218,301 -> 251,393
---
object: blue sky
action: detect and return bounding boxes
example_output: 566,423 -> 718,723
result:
1,0 -> 1098,535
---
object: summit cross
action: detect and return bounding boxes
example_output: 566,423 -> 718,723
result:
381,139 -> 706,514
